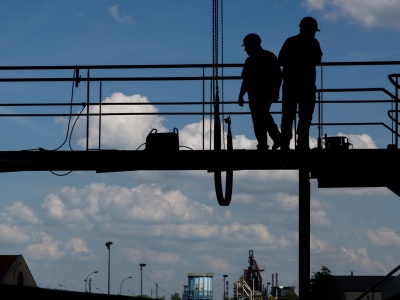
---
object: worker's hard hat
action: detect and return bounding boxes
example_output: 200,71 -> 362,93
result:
242,33 -> 262,46
299,16 -> 320,32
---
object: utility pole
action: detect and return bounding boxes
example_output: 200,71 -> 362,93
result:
106,241 -> 113,295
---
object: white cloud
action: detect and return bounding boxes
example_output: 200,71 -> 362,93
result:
367,227 -> 400,247
71,93 -> 167,150
199,254 -> 231,273
63,237 -> 96,261
178,118 -> 257,150
25,232 -> 65,260
311,234 -> 330,253
310,198 -> 332,227
42,192 -> 91,227
337,132 -> 377,149
303,0 -> 400,31
340,247 -> 387,272
273,193 -> 299,211
124,248 -> 182,266
0,224 -> 32,244
65,237 -> 91,254
317,186 -> 390,197
2,201 -> 42,225
107,5 -> 133,24
311,209 -> 331,227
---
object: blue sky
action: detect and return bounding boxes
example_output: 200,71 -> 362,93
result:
1,0 -> 400,297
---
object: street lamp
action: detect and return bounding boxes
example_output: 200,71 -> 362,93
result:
223,275 -> 228,300
85,270 -> 98,293
140,263 -> 146,296
96,287 -> 104,294
127,289 -> 134,295
106,241 -> 113,294
120,276 -> 132,295
59,284 -> 67,290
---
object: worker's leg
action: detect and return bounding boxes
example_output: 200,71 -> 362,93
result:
297,91 -> 316,150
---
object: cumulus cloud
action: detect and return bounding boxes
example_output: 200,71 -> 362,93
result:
41,182 -> 220,233
42,191 -> 91,228
64,237 -> 95,260
337,132 -> 377,149
25,232 -> 65,260
311,234 -> 330,253
178,118 -> 256,150
273,193 -> 299,211
0,224 -> 32,244
65,93 -> 251,152
69,93 -> 167,150
340,247 -> 387,272
367,227 -> 400,247
199,254 -> 231,273
310,198 -> 332,227
303,0 -> 400,31
2,201 -> 42,225
317,186 -> 390,197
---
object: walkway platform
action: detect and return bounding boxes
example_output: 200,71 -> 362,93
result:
1,148 -> 398,196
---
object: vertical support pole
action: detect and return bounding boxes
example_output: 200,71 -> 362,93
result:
99,81 -> 102,151
299,167 -> 310,299
86,69 -> 90,151
395,76 -> 398,148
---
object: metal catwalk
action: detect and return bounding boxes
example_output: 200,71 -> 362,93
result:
0,61 -> 399,299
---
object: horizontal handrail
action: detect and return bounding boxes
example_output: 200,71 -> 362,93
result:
0,60 -> 398,151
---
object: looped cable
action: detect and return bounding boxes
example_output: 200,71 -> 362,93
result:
213,88 -> 233,206
212,0 -> 232,206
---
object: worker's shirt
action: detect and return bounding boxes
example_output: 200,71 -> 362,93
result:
278,33 -> 323,87
241,49 -> 282,102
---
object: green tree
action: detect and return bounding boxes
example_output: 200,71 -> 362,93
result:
170,292 -> 181,300
310,266 -> 346,300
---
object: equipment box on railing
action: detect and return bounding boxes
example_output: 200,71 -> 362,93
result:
145,128 -> 179,151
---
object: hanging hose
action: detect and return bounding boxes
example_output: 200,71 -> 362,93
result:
213,88 -> 233,206
212,0 -> 233,206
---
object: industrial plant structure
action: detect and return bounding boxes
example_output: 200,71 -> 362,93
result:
187,273 -> 213,300
233,250 -> 266,300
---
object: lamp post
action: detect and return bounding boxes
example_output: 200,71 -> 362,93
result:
97,287 -> 104,294
127,289 -> 134,295
59,284 -> 67,290
106,241 -> 113,294
120,276 -> 132,295
85,271 -> 98,293
140,263 -> 146,296
223,275 -> 228,300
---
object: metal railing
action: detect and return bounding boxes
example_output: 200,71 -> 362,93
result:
0,61 -> 399,151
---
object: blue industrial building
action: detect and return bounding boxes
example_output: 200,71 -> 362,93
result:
187,273 -> 213,300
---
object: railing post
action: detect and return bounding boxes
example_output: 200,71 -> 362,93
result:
396,76 -> 399,148
86,69 -> 90,151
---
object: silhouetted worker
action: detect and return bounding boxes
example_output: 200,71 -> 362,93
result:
278,16 -> 323,150
238,33 -> 282,151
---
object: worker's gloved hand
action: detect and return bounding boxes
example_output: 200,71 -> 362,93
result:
238,96 -> 244,107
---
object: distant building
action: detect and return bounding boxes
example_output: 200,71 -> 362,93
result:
233,250 -> 266,300
187,273 -> 213,300
183,284 -> 189,300
0,254 -> 37,287
270,285 -> 296,299
0,254 -> 149,299
334,274 -> 400,300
